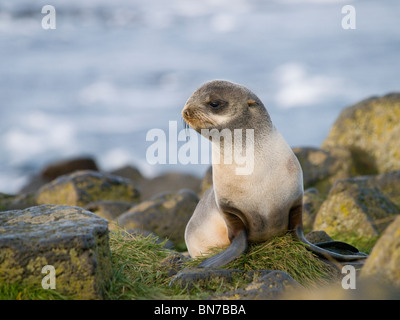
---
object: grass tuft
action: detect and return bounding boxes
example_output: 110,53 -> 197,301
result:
185,233 -> 338,287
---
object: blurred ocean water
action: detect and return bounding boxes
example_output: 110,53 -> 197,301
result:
0,0 -> 399,193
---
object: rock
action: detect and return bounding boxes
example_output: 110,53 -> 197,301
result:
117,189 -> 199,245
348,170 -> 400,209
215,270 -> 300,300
41,158 -> 99,181
322,93 -> 400,174
302,188 -> 325,232
109,165 -> 144,183
0,193 -> 16,211
170,268 -> 246,289
293,147 -> 358,194
0,192 -> 37,211
0,205 -> 112,299
305,230 -> 333,244
361,215 -> 400,286
20,157 -> 99,194
139,172 -> 202,201
313,178 -> 400,238
35,170 -> 140,207
84,200 -> 134,221
281,277 -> 400,300
170,268 -> 272,291
160,253 -> 190,277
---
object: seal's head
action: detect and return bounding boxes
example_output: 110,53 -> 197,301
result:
182,80 -> 271,133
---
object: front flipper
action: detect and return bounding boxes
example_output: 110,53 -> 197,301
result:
198,230 -> 247,268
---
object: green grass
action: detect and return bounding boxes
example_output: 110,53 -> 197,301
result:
0,228 -> 339,300
185,233 -> 338,287
0,282 -> 70,300
103,229 -> 338,299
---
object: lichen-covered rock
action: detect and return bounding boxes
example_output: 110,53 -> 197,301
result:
302,188 -> 325,232
348,171 -> 400,210
117,189 -> 198,245
35,170 -> 140,207
361,215 -> 400,286
313,178 -> 399,238
321,93 -> 400,174
0,205 -> 112,299
294,147 -> 360,193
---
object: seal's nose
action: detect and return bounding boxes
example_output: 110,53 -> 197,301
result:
182,105 -> 190,119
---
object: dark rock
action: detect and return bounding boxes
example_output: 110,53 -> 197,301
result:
41,157 -> 99,181
215,270 -> 300,300
305,230 -> 334,244
0,205 -> 112,299
160,253 -> 190,277
170,268 -> 271,290
20,157 -> 99,194
347,170 -> 400,209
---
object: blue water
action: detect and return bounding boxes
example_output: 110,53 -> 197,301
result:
1,0 -> 399,193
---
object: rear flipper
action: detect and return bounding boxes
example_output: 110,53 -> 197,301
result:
294,226 -> 368,262
198,230 -> 247,268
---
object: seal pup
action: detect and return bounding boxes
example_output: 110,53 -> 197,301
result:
182,80 -> 367,268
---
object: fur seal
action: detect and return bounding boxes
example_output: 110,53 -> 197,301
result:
182,80 -> 367,268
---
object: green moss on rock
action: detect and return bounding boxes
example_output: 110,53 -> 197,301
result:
313,178 -> 399,239
361,215 -> 400,286
0,205 -> 112,299
35,170 -> 140,207
322,93 -> 400,174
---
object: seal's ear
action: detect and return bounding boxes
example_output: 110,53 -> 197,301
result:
247,99 -> 258,107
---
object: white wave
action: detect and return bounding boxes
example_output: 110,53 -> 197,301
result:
274,62 -> 344,109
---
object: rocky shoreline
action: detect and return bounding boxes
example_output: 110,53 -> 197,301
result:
1,92 -> 400,299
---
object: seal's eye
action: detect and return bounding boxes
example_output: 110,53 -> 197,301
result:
209,101 -> 221,109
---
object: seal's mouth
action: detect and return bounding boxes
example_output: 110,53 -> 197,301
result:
181,105 -> 216,132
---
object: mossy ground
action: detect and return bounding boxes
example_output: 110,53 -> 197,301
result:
0,226 -> 341,300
